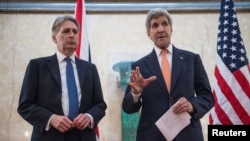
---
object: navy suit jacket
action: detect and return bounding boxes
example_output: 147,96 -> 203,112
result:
122,46 -> 214,141
18,54 -> 107,141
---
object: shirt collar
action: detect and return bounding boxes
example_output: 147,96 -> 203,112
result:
154,44 -> 173,57
56,51 -> 76,64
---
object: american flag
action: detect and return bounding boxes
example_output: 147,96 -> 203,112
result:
74,0 -> 99,140
209,0 -> 250,125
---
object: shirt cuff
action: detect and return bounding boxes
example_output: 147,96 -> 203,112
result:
85,113 -> 94,128
131,90 -> 142,103
45,114 -> 55,131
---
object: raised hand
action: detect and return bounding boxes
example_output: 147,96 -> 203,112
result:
128,66 -> 157,94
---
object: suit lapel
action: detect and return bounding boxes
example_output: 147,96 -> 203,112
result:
47,54 -> 61,88
171,47 -> 184,92
75,57 -> 86,106
144,49 -> 168,93
75,57 -> 85,87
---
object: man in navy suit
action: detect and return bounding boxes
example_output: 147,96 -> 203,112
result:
18,16 -> 107,141
122,8 -> 214,141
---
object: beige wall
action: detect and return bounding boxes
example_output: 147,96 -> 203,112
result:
0,12 -> 249,141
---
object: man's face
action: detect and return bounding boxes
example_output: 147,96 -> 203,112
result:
147,16 -> 172,49
52,20 -> 79,56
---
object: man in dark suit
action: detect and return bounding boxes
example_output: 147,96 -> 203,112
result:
18,15 -> 107,141
122,8 -> 214,141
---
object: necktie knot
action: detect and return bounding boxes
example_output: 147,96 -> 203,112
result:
65,57 -> 71,63
161,49 -> 168,56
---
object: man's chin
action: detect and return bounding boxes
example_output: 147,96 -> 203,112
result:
156,43 -> 168,49
66,46 -> 77,50
63,47 -> 76,52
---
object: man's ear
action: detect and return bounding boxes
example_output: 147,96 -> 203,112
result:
147,31 -> 153,40
52,35 -> 57,43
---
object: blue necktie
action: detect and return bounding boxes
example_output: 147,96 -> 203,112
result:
65,57 -> 79,120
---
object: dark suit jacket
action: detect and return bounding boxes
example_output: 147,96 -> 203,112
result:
18,54 -> 107,141
122,46 -> 214,141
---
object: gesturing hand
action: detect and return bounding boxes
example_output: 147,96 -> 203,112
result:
128,66 -> 157,94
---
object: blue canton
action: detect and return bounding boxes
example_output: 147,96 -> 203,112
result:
217,0 -> 249,72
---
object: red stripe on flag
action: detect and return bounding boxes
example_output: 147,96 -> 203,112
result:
233,69 -> 250,99
95,127 -> 99,138
209,114 -> 213,124
211,73 -> 232,124
215,66 -> 250,124
75,0 -> 83,57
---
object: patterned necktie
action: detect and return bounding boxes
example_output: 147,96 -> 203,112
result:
161,50 -> 171,93
65,57 -> 79,120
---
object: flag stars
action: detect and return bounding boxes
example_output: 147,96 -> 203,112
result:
224,12 -> 229,17
217,37 -> 221,42
224,5 -> 229,10
230,54 -> 236,60
217,45 -> 222,50
229,62 -> 236,69
223,20 -> 229,25
240,40 -> 244,46
231,37 -> 237,43
217,0 -> 249,72
218,28 -> 221,34
231,29 -> 237,35
231,21 -> 237,27
239,56 -> 246,62
222,52 -> 227,58
223,44 -> 228,49
232,14 -> 237,19
230,46 -> 236,52
223,28 -> 228,33
240,48 -> 245,54
223,36 -> 228,41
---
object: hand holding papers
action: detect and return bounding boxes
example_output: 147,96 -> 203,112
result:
155,101 -> 191,141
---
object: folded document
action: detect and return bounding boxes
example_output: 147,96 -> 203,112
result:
155,104 -> 191,141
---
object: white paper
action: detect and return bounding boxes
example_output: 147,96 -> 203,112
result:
155,103 -> 191,141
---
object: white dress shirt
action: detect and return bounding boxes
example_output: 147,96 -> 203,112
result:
57,51 -> 81,116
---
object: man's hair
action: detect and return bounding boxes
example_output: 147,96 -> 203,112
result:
52,15 -> 80,34
145,8 -> 173,32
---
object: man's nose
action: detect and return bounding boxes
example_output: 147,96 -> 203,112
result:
69,30 -> 75,36
157,25 -> 164,32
